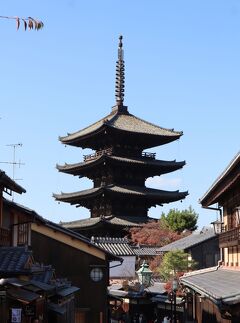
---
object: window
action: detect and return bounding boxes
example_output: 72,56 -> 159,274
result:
17,223 -> 30,245
90,268 -> 103,282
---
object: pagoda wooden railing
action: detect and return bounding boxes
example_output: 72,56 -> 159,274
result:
0,226 -> 11,246
142,152 -> 156,159
219,226 -> 240,248
84,148 -> 113,162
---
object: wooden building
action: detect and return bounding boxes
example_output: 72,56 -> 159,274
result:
0,169 -> 120,322
0,246 -> 79,323
181,152 -> 240,323
54,36 -> 188,238
0,170 -> 26,246
2,199 -> 120,323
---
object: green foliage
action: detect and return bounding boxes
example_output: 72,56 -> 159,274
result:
161,206 -> 198,233
158,250 -> 197,281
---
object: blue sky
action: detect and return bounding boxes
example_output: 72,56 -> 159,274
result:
0,0 -> 239,229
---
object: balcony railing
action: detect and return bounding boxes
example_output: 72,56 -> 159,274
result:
83,148 -> 113,162
83,149 -> 156,162
0,227 -> 11,247
142,152 -> 156,159
219,226 -> 240,248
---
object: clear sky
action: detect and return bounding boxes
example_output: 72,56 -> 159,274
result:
1,0 -> 239,229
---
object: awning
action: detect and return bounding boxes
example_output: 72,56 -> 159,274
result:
7,288 -> 40,303
180,267 -> 240,305
29,280 -> 55,292
57,286 -> 80,297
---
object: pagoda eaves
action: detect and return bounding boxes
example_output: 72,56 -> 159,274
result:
59,110 -> 182,150
53,185 -> 188,206
56,155 -> 186,178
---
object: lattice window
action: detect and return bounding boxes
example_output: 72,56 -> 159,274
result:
17,223 -> 30,245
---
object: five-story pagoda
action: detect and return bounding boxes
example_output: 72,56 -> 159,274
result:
54,36 -> 188,237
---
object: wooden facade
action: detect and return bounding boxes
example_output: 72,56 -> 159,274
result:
181,152 -> 240,323
0,199 -> 119,323
201,152 -> 240,269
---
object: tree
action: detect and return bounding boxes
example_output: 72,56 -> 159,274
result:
161,206 -> 198,233
158,250 -> 197,281
129,220 -> 183,247
0,15 -> 44,30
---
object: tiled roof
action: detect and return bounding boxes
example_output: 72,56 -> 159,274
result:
60,110 -> 182,144
0,247 -> 32,274
158,228 -> 216,252
200,151 -> 240,206
61,215 -> 150,229
0,170 -> 26,194
91,237 -> 135,256
3,198 -> 44,222
181,267 -> 240,305
54,185 -> 188,204
131,246 -> 159,256
57,156 -> 185,176
3,199 -> 120,262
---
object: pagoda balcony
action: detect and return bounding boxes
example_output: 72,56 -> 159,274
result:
142,151 -> 156,159
219,226 -> 240,248
84,148 -> 113,162
0,226 -> 11,247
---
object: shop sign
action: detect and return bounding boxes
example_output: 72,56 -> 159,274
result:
24,304 -> 36,316
11,308 -> 22,322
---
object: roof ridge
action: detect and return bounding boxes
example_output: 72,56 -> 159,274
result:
59,110 -> 117,142
181,266 -> 219,278
200,151 -> 240,204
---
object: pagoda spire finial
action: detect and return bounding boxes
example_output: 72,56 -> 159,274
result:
115,35 -> 125,107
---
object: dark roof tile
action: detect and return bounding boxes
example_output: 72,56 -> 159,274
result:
158,228 -> 216,252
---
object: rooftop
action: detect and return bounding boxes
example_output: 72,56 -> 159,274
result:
3,199 -> 120,262
60,110 -> 182,149
0,170 -> 26,194
57,155 -> 185,176
200,151 -> 240,206
54,184 -> 188,205
61,215 -> 149,229
0,246 -> 32,275
181,267 -> 240,305
91,237 -> 135,256
158,227 -> 216,252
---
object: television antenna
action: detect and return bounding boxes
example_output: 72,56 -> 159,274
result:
0,143 -> 25,200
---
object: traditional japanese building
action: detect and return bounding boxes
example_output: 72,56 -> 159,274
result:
54,36 -> 188,237
181,151 -> 240,323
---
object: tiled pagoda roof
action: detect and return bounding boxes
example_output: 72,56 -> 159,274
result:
54,185 -> 188,206
59,109 -> 182,149
57,155 -> 185,177
0,170 -> 26,194
60,215 -> 151,229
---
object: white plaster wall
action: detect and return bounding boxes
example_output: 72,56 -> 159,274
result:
110,256 -> 136,278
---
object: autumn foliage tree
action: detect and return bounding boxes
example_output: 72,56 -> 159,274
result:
129,220 -> 191,272
129,220 -> 184,247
